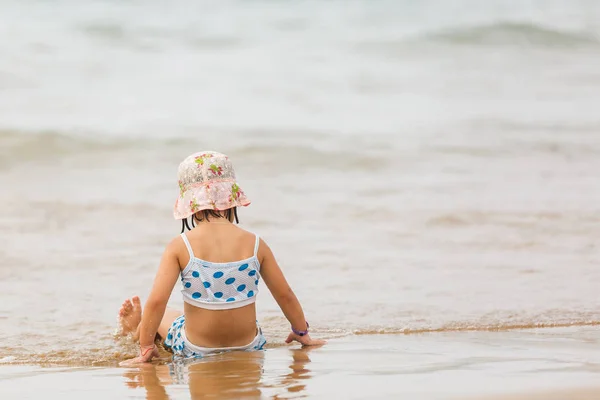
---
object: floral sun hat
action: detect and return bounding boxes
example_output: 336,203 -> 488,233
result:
173,151 -> 250,220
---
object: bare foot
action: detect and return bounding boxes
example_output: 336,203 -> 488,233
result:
119,296 -> 142,336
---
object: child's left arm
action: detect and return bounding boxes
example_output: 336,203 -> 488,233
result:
121,239 -> 181,365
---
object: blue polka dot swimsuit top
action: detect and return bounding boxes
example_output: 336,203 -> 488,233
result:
179,233 -> 261,310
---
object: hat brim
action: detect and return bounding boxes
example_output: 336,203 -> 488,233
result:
173,181 -> 250,220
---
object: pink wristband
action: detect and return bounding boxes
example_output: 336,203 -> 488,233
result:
140,344 -> 155,357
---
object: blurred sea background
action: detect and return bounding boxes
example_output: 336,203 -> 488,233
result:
1,1 -> 600,398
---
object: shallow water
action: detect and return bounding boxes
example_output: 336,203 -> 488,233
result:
1,0 -> 600,396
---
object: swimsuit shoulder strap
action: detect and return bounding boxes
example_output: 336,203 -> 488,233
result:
253,234 -> 260,257
180,233 -> 195,259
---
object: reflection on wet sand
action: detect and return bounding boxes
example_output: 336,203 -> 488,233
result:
123,363 -> 170,400
122,347 -> 320,399
267,347 -> 314,397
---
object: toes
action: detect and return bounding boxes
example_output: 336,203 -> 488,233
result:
120,299 -> 133,318
132,296 -> 141,309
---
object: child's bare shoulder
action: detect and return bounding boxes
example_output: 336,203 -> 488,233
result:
161,234 -> 187,261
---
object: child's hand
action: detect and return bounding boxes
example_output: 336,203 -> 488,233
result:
119,344 -> 160,367
285,332 -> 326,347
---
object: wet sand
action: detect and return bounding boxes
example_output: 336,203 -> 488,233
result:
481,388 -> 600,400
1,326 -> 598,399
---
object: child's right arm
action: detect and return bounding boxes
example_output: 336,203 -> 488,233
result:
258,238 -> 325,346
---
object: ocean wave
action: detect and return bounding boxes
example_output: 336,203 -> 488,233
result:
352,320 -> 600,336
425,140 -> 600,158
426,211 -> 600,228
79,22 -> 242,51
81,22 -> 128,41
0,130 -> 139,169
422,22 -> 599,48
79,22 -> 171,52
0,129 -> 388,172
468,119 -> 600,134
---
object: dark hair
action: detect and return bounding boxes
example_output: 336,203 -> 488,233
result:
180,207 -> 239,233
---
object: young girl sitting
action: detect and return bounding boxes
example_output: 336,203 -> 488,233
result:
119,151 -> 324,365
